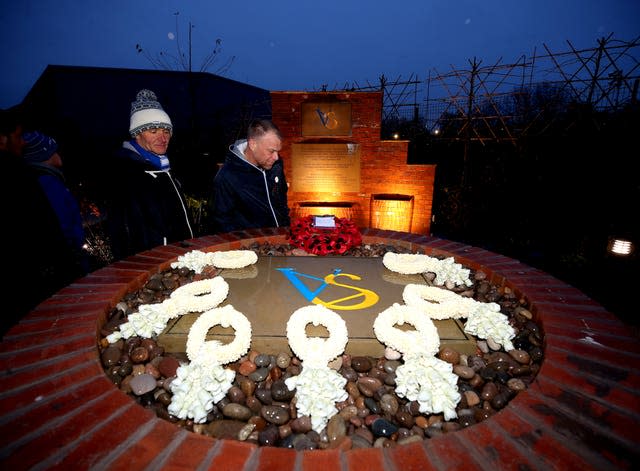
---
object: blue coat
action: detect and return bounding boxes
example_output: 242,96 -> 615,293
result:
30,163 -> 89,274
31,164 -> 85,253
210,141 -> 290,233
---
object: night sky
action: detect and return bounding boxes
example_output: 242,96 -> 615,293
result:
2,0 -> 639,108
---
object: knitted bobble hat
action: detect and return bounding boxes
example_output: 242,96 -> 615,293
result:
129,89 -> 173,137
23,131 -> 58,163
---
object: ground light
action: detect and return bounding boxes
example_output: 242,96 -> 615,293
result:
607,237 -> 634,256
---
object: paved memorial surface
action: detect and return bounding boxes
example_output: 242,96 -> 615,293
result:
159,256 -> 475,356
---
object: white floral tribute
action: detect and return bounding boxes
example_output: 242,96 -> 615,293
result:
103,245 -> 520,431
403,284 -> 476,320
464,302 -> 515,351
382,252 -> 473,287
108,249 -> 258,343
211,250 -> 258,269
284,305 -> 349,433
168,305 -> 252,423
402,284 -> 515,350
170,250 -> 217,274
106,277 -> 230,343
373,303 -> 460,419
171,249 -> 258,273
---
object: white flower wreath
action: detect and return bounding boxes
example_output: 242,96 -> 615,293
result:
170,249 -> 258,273
382,252 -> 432,275
373,303 -> 460,419
169,304 -> 252,423
169,277 -> 230,315
382,252 -> 472,287
284,305 -> 349,433
373,303 -> 440,358
211,250 -> 258,269
185,304 -> 252,364
286,305 -> 349,367
106,276 -> 230,343
402,284 -> 516,350
171,250 -> 217,274
402,284 -> 477,320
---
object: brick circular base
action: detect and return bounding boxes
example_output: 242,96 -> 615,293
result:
1,228 -> 638,469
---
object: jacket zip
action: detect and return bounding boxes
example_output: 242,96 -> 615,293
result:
261,169 -> 280,227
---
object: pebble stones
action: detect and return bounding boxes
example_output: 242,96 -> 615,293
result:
130,373 -> 157,395
98,242 -> 545,451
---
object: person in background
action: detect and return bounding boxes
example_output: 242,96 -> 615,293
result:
209,119 -> 290,233
23,131 -> 88,275
105,89 -> 193,260
0,109 -> 77,337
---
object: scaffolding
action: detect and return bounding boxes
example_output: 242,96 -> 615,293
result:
320,34 -> 640,143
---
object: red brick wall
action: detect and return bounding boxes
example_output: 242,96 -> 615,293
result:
271,91 -> 435,235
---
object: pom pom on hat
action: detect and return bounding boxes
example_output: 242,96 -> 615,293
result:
129,89 -> 173,137
23,131 -> 58,163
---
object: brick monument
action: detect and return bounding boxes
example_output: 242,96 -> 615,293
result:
271,91 -> 436,235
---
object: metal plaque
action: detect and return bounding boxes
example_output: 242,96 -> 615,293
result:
291,143 -> 360,193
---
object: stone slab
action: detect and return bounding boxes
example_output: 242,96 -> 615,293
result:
158,256 -> 476,357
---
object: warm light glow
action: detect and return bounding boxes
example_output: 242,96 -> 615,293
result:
608,238 -> 634,256
370,194 -> 414,232
392,133 -> 400,139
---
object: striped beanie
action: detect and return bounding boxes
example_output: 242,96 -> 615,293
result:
23,131 -> 58,163
129,89 -> 173,137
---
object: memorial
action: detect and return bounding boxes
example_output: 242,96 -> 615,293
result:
1,230 -> 636,469
272,91 -> 436,235
2,82 -> 635,469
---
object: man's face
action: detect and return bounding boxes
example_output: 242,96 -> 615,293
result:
135,128 -> 171,155
249,131 -> 282,170
0,125 -> 26,156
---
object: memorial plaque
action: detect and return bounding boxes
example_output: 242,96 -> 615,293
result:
301,102 -> 351,136
291,143 -> 360,193
158,257 -> 476,357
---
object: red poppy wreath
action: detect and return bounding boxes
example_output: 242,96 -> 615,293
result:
288,215 -> 362,255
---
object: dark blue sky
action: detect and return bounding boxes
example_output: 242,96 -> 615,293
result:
2,0 -> 639,108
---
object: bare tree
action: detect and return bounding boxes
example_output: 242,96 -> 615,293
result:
135,11 -> 235,75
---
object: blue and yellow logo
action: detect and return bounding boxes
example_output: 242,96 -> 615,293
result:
277,267 -> 379,310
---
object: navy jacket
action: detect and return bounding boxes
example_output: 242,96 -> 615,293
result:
210,141 -> 290,233
106,143 -> 193,260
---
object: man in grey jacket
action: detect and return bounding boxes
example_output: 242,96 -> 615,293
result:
210,119 -> 290,233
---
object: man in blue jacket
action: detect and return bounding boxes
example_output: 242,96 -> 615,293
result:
210,119 -> 290,233
106,89 -> 194,260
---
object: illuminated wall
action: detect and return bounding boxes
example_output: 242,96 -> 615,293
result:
271,91 -> 435,235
